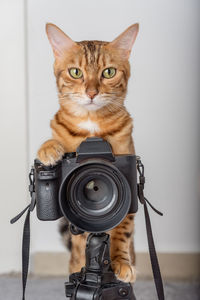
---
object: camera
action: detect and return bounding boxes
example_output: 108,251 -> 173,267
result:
35,137 -> 138,232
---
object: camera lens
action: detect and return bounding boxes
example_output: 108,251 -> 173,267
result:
59,161 -> 131,232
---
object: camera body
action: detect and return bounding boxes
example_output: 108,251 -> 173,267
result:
35,137 -> 138,232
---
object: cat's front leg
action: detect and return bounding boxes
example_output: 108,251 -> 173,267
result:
37,139 -> 65,166
109,214 -> 137,283
69,233 -> 88,274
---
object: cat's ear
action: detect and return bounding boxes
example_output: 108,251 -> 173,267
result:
46,23 -> 76,59
110,24 -> 139,59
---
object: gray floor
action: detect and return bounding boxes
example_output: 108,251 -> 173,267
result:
0,276 -> 199,300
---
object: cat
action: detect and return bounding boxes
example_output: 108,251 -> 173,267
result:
37,22 -> 139,282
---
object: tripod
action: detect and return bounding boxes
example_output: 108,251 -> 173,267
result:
65,232 -> 136,300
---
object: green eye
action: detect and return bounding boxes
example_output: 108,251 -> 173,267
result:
69,68 -> 83,79
102,67 -> 116,79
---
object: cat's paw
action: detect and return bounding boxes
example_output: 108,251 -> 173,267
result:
112,260 -> 136,283
37,139 -> 65,166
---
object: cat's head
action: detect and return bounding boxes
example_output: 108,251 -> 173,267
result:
46,23 -> 139,115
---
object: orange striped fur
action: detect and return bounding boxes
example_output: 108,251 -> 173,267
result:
37,23 -> 139,282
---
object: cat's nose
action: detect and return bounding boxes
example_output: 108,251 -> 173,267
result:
87,90 -> 99,100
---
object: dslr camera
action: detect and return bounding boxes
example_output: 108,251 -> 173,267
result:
35,137 -> 138,232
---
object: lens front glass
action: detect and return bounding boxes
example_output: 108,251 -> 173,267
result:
76,173 -> 118,217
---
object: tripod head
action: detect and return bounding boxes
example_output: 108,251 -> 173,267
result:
65,232 -> 136,300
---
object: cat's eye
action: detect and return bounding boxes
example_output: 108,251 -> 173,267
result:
102,68 -> 116,79
69,68 -> 83,79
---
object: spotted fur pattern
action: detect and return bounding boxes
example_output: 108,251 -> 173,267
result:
38,23 -> 139,282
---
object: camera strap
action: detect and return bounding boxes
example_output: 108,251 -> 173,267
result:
136,157 -> 165,300
10,168 -> 36,300
10,159 -> 165,300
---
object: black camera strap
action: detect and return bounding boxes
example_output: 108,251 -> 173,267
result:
136,157 -> 165,300
10,168 -> 36,300
10,159 -> 165,300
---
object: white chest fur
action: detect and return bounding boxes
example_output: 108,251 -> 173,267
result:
78,119 -> 100,133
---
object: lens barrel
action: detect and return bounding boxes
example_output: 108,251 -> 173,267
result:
59,160 -> 131,232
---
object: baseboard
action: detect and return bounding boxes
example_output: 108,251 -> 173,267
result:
135,253 -> 200,280
32,252 -> 200,280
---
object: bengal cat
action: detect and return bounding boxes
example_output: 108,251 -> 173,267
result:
37,23 -> 139,282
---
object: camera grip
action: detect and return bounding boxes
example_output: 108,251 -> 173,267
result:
35,163 -> 62,221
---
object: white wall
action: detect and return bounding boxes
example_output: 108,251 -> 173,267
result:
0,0 -> 27,273
0,0 -> 196,275
27,0 -> 200,254
0,0 -> 199,275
